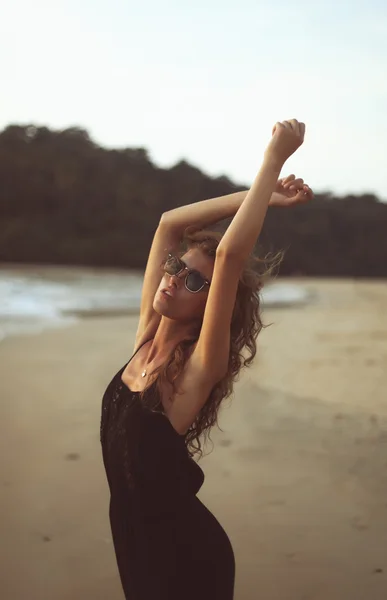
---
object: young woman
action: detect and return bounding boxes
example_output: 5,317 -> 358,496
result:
100,119 -> 313,599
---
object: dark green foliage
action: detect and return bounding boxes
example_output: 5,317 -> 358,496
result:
1,124 -> 386,276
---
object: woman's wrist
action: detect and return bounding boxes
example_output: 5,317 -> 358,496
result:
262,151 -> 285,175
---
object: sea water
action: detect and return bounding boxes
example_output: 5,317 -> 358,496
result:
0,264 -> 312,341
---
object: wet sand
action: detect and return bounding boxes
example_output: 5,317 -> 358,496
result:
1,278 -> 387,599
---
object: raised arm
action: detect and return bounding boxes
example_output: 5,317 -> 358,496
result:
135,121 -> 307,354
165,120 -> 308,434
217,120 -> 305,260
161,175 -> 311,233
161,190 -> 248,232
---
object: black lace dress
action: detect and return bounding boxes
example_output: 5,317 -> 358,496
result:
100,341 -> 235,600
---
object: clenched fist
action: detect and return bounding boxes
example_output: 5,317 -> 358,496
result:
265,119 -> 305,166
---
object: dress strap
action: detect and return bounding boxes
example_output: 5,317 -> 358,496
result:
132,338 -> 152,359
119,338 -> 152,376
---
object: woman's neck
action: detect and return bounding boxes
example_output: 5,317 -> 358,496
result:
147,317 -> 199,363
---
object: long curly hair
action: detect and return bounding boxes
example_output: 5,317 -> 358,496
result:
139,226 -> 283,460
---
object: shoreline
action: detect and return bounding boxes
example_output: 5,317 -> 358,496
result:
1,271 -> 318,342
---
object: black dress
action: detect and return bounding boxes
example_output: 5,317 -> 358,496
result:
100,340 -> 235,600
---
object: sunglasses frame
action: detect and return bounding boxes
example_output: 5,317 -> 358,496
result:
164,253 -> 211,294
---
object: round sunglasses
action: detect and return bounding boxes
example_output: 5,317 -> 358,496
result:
163,254 -> 211,293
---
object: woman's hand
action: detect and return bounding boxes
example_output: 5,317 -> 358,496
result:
265,119 -> 305,167
269,174 -> 314,207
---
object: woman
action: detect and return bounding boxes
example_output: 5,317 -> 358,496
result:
100,119 -> 313,599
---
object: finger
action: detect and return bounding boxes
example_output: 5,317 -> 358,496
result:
304,184 -> 313,200
293,189 -> 308,203
283,174 -> 296,185
281,120 -> 293,130
289,186 -> 312,204
295,186 -> 312,203
272,121 -> 284,136
285,177 -> 304,189
288,119 -> 300,135
299,122 -> 306,141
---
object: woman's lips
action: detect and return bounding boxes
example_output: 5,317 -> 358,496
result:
161,288 -> 175,299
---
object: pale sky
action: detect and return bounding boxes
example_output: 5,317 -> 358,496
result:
1,0 -> 386,199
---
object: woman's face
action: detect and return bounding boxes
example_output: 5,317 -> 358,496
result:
153,247 -> 214,323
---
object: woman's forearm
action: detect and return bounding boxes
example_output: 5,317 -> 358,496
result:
160,174 -> 287,235
160,190 -> 249,232
217,155 -> 283,260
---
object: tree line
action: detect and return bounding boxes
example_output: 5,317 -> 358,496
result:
0,124 -> 386,276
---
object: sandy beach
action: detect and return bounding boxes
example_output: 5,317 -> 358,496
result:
1,278 -> 387,600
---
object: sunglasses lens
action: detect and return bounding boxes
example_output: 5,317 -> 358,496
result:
186,272 -> 204,292
164,255 -> 181,275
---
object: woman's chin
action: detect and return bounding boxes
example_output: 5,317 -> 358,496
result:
153,296 -> 172,317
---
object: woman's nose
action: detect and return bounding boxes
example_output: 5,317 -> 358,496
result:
168,274 -> 179,287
